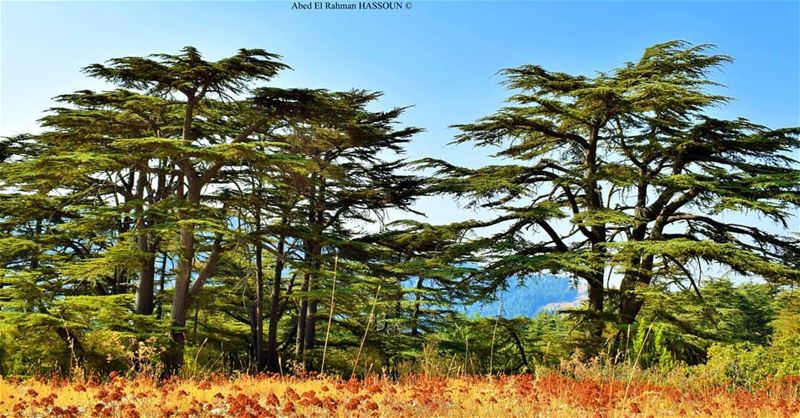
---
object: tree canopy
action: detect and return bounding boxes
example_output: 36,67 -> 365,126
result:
0,42 -> 798,377
422,40 -> 800,352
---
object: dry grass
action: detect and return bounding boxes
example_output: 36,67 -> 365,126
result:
1,371 -> 798,417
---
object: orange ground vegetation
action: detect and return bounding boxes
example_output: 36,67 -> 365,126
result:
1,372 -> 798,417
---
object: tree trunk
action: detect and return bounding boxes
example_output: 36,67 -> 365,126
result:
162,97 -> 202,375
248,302 -> 258,365
411,277 -> 424,338
164,177 -> 199,375
618,211 -> 663,328
162,331 -> 185,377
156,251 -> 167,320
582,130 -> 607,347
619,254 -> 655,325
134,165 -> 156,315
505,324 -> 529,367
253,211 -> 265,371
296,181 -> 319,364
304,300 -> 318,350
295,276 -> 308,362
586,273 -> 604,338
165,223 -> 194,374
266,232 -> 286,372
303,242 -> 321,351
303,180 -> 325,352
55,327 -> 86,366
618,263 -> 640,326
135,252 -> 156,315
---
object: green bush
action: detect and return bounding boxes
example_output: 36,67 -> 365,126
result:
702,337 -> 800,388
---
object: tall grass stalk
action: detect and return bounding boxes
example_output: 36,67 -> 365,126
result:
320,253 -> 338,374
352,283 -> 382,379
623,322 -> 654,405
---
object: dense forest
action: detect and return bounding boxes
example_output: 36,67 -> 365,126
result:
1,41 -> 798,386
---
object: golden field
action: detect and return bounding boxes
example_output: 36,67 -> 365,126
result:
1,371 -> 798,418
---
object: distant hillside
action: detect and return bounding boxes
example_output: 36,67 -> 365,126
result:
463,275 -> 584,318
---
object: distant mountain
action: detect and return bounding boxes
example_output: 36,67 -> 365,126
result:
462,275 -> 585,318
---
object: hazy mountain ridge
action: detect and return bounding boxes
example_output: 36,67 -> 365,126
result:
464,276 -> 584,318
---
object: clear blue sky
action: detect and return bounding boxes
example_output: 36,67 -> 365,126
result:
1,1 -> 799,227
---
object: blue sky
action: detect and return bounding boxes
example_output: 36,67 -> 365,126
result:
1,1 -> 799,228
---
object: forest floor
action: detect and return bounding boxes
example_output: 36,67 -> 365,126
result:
1,372 -> 798,417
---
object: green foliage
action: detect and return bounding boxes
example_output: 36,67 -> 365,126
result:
423,40 -> 800,349
702,339 -> 800,388
0,42 -> 798,382
619,279 -> 782,369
